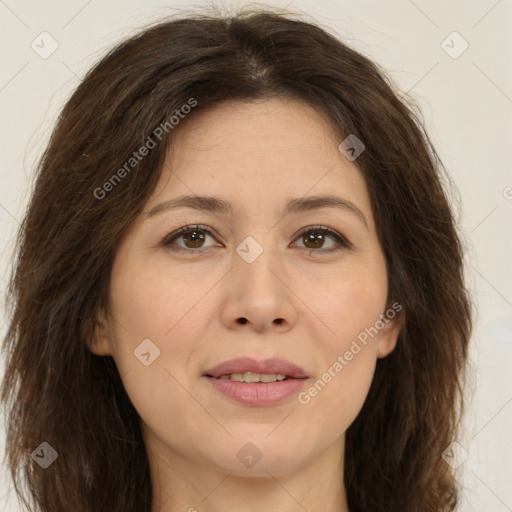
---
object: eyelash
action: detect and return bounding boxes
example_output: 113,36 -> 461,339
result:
160,224 -> 351,255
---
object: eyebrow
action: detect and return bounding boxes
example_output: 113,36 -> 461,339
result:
145,194 -> 368,229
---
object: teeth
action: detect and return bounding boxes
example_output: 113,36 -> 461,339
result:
217,372 -> 287,383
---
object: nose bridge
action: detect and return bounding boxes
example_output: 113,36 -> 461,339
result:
234,232 -> 282,290
226,231 -> 297,330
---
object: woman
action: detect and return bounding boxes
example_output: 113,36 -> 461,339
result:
0,7 -> 472,512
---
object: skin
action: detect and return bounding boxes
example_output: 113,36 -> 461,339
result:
89,97 -> 400,512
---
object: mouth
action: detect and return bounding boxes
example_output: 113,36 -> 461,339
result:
203,356 -> 308,380
202,357 -> 309,405
211,372 -> 298,383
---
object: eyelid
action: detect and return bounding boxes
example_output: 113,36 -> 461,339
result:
161,224 -> 351,253
160,224 -> 219,250
292,225 -> 352,251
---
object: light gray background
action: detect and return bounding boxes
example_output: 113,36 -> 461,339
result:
1,1 -> 511,511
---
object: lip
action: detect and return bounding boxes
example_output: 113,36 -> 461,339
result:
202,357 -> 309,406
205,377 -> 307,406
203,357 -> 308,379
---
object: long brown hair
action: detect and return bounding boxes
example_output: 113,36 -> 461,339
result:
1,7 -> 472,512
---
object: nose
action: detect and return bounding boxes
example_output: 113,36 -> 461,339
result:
220,237 -> 298,334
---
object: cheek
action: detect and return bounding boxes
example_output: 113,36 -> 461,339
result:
105,259 -> 200,417
319,258 -> 388,351
299,310 -> 379,442
298,351 -> 375,447
108,252 -> 212,346
298,260 -> 386,423
106,254 -> 214,420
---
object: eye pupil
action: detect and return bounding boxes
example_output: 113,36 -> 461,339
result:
184,229 -> 205,248
304,231 -> 324,249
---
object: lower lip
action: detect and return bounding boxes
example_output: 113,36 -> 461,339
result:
204,376 -> 307,406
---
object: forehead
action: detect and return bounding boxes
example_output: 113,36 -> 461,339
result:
147,97 -> 373,224
169,97 -> 341,165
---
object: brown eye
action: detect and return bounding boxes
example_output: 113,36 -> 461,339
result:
162,224 -> 350,254
182,229 -> 205,248
302,230 -> 325,249
293,226 -> 350,253
162,225 -> 218,251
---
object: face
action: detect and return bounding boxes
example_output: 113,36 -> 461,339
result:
90,97 -> 399,487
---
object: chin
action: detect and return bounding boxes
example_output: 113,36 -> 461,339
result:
206,436 -> 313,477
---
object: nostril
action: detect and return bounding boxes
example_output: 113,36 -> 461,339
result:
238,317 -> 248,324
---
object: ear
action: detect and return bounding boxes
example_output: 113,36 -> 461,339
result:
376,311 -> 402,359
86,307 -> 113,356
